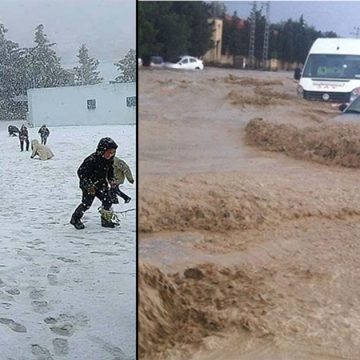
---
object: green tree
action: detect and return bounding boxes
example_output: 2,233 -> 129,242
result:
156,13 -> 190,60
74,44 -> 103,85
222,12 -> 249,57
281,19 -> 296,62
115,49 -> 136,83
138,1 -> 213,61
172,2 -> 214,57
221,8 -> 339,66
138,2 -> 161,58
269,16 -> 336,63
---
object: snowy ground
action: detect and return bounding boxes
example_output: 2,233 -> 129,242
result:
0,121 -> 136,360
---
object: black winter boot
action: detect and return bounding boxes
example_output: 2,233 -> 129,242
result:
70,204 -> 86,229
100,208 -> 119,228
101,217 -> 117,228
70,217 -> 85,230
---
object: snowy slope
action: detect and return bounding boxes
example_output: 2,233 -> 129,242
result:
0,121 -> 136,360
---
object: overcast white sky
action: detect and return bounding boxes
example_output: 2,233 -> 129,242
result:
0,0 -> 135,66
4,0 -> 358,67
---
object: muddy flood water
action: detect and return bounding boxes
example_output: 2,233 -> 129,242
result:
139,67 -> 360,359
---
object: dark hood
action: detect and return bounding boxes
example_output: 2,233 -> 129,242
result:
96,137 -> 118,155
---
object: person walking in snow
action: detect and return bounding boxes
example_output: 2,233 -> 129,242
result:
70,137 -> 119,230
30,139 -> 54,160
38,124 -> 50,145
19,124 -> 30,152
109,156 -> 134,204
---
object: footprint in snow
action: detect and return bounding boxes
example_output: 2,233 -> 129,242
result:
0,318 -> 27,332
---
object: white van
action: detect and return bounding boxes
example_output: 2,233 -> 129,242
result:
298,38 -> 360,102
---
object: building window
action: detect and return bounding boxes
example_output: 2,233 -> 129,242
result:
126,96 -> 136,107
87,99 -> 96,110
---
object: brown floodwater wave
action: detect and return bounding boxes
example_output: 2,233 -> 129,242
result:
139,261 -> 360,360
245,117 -> 360,168
139,68 -> 360,360
139,172 -> 360,234
139,261 -> 274,360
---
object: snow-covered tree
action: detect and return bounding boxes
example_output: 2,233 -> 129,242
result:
73,44 -> 103,85
114,49 -> 136,83
25,24 -> 69,88
0,24 -> 27,118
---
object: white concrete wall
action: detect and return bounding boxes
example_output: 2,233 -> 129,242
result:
27,82 -> 136,127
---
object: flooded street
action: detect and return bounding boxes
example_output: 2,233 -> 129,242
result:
139,67 -> 360,359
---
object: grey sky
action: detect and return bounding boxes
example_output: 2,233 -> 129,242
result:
0,0 -> 135,66
224,1 -> 360,38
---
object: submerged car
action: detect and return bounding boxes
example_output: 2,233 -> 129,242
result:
150,56 -> 165,68
140,56 -> 165,68
164,56 -> 204,70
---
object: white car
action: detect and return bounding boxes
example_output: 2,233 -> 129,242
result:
165,56 -> 204,70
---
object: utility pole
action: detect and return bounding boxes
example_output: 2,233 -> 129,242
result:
262,1 -> 270,70
248,1 -> 257,68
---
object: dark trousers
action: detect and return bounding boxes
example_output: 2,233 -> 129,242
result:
116,187 -> 131,201
71,185 -> 112,222
20,138 -> 30,151
110,185 -> 131,203
41,136 -> 48,145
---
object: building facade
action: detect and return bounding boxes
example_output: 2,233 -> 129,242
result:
27,82 -> 136,127
203,18 -> 223,63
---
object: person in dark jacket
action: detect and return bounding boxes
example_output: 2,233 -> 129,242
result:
70,137 -> 119,229
19,124 -> 30,151
38,124 -> 50,145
